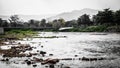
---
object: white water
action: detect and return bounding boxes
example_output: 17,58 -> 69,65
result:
0,32 -> 120,68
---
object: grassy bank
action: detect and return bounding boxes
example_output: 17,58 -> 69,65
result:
0,29 -> 37,39
0,25 -> 119,40
60,25 -> 120,32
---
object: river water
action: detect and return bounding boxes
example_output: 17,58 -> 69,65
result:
0,32 -> 120,68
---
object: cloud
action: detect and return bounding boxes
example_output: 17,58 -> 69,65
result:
0,0 -> 120,15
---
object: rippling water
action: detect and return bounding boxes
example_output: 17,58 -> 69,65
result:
0,32 -> 120,68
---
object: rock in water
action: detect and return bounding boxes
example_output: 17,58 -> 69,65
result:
49,64 -> 54,68
26,61 -> 31,65
33,64 -> 37,68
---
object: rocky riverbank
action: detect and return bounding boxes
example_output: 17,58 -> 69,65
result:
0,32 -> 120,68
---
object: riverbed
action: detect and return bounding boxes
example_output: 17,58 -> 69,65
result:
0,32 -> 120,68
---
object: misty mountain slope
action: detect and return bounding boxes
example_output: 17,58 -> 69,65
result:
0,14 -> 55,22
47,8 -> 98,21
0,8 -> 98,22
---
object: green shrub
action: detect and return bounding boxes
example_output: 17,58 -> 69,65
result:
83,25 -> 107,32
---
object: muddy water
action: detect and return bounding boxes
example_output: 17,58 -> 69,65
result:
0,32 -> 120,68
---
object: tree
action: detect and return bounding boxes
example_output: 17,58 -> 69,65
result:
9,15 -> 20,23
114,10 -> 120,25
2,20 -> 8,27
0,18 -> 8,27
28,19 -> 35,28
65,20 -> 77,27
46,22 -> 52,27
93,8 -> 114,25
34,20 -> 40,27
58,18 -> 65,27
0,18 -> 3,27
52,19 -> 61,29
77,17 -> 81,26
92,15 -> 100,25
40,19 -> 46,27
77,14 -> 91,26
23,22 -> 29,27
9,15 -> 22,27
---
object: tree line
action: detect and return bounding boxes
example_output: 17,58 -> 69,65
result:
0,8 -> 120,29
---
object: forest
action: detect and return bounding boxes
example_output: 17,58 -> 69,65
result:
0,8 -> 120,32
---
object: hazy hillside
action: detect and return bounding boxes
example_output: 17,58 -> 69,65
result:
0,14 -> 55,22
47,8 -> 98,21
0,8 -> 98,22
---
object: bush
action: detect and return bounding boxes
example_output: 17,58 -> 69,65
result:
83,25 -> 107,32
106,26 -> 120,32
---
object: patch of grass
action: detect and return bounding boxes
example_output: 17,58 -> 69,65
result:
106,25 -> 120,32
0,29 -> 37,39
83,25 -> 107,32
60,25 -> 108,32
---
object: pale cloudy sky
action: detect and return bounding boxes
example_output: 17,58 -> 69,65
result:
0,0 -> 120,15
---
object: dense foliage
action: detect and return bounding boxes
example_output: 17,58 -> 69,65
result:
0,8 -> 120,32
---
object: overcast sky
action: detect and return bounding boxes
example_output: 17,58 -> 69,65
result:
0,0 -> 120,15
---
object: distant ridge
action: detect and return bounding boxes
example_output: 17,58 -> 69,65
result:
0,14 -> 55,22
47,8 -> 98,21
0,8 -> 98,22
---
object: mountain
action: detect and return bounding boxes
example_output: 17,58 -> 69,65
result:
0,14 -> 55,22
47,8 -> 98,21
19,14 -> 55,21
0,8 -> 98,22
0,15 -> 10,20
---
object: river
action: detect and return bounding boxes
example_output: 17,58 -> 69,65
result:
0,32 -> 120,68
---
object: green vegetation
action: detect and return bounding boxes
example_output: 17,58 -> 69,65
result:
82,25 -> 107,32
0,8 -> 120,32
0,29 -> 37,39
60,25 -> 120,32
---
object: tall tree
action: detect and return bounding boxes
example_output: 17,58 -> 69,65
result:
28,19 -> 35,28
9,15 -> 21,27
52,19 -> 61,29
0,18 -> 3,27
77,14 -> 91,26
40,19 -> 46,27
46,22 -> 52,27
58,18 -> 65,27
114,10 -> 120,25
2,20 -> 8,27
93,8 -> 114,25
